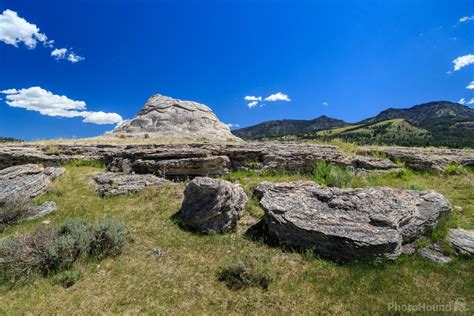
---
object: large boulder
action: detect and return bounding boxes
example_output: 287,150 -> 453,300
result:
254,181 -> 451,261
448,228 -> 474,256
108,94 -> 241,142
179,177 -> 247,233
92,172 -> 170,197
0,164 -> 64,206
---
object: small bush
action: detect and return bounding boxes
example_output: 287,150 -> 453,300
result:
445,162 -> 467,175
0,200 -> 27,228
0,219 -> 129,283
217,254 -> 274,290
51,270 -> 83,288
89,220 -> 129,259
313,161 -> 353,188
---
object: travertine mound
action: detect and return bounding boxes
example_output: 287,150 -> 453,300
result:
254,181 -> 451,261
109,94 -> 240,141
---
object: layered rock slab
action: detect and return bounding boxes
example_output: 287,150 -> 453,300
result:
448,228 -> 474,256
109,94 -> 240,142
0,164 -> 64,206
254,181 -> 451,261
179,177 -> 247,233
92,172 -> 170,197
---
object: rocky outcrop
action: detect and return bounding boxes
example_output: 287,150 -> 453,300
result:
92,172 -> 170,197
0,142 -> 400,178
418,243 -> 452,264
359,146 -> 474,172
25,201 -> 57,220
0,164 -> 64,206
109,94 -> 240,142
448,228 -> 474,256
254,181 -> 451,261
178,177 -> 247,233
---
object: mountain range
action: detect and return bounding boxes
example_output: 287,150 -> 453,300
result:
232,101 -> 474,148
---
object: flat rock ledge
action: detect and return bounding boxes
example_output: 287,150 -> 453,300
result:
448,228 -> 474,256
0,164 -> 65,206
178,177 -> 247,233
254,181 -> 451,261
92,172 -> 170,197
418,243 -> 452,264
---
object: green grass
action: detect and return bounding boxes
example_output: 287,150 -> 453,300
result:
0,164 -> 473,314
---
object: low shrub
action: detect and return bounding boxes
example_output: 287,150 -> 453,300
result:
312,161 -> 353,188
0,218 -> 129,283
445,162 -> 467,175
217,254 -> 274,290
51,270 -> 83,288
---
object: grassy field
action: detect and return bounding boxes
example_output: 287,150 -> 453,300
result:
0,162 -> 473,314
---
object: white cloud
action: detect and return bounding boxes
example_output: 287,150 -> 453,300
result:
247,101 -> 259,108
459,98 -> 466,104
459,16 -> 474,23
322,102 -> 329,107
51,48 -> 67,59
244,96 -> 262,101
468,98 -> 474,105
264,92 -> 291,102
225,123 -> 240,129
1,86 -> 122,125
452,54 -> 474,71
466,81 -> 474,90
0,9 -> 53,48
51,48 -> 84,63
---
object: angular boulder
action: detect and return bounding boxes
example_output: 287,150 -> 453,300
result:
179,177 -> 247,233
0,164 -> 65,206
109,94 -> 241,142
448,228 -> 474,256
92,172 -> 170,197
418,243 -> 452,264
254,181 -> 451,261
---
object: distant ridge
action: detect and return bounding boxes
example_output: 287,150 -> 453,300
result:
232,101 -> 474,148
232,115 -> 347,140
0,137 -> 22,143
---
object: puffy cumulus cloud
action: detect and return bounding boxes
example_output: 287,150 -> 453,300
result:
466,81 -> 474,90
0,9 -> 53,48
1,86 -> 122,125
459,98 -> 466,105
459,16 -> 474,23
452,54 -> 474,71
244,92 -> 290,108
322,102 -> 329,107
51,48 -> 84,63
468,98 -> 474,105
264,92 -> 291,102
225,123 -> 240,129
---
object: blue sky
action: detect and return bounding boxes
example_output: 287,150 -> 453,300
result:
0,0 -> 473,140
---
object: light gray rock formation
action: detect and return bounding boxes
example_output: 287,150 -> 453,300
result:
359,146 -> 474,172
254,181 -> 451,261
418,243 -> 452,264
92,172 -> 170,197
179,177 -> 247,233
448,228 -> 474,256
109,94 -> 240,142
0,164 -> 64,206
25,201 -> 57,220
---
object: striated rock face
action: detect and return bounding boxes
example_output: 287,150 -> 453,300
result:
448,229 -> 474,256
0,142 -> 399,178
254,181 -> 451,261
179,177 -> 247,233
92,172 -> 170,197
418,243 -> 452,264
0,164 -> 64,206
109,94 -> 240,141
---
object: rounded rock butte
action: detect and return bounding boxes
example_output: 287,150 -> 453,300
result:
108,94 -> 242,142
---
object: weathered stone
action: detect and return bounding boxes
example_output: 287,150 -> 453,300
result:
108,94 -> 241,142
448,228 -> 474,256
179,177 -> 247,233
359,146 -> 474,172
418,243 -> 452,264
25,201 -> 57,220
92,172 -> 170,197
254,181 -> 451,261
0,164 -> 64,206
401,242 -> 416,255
